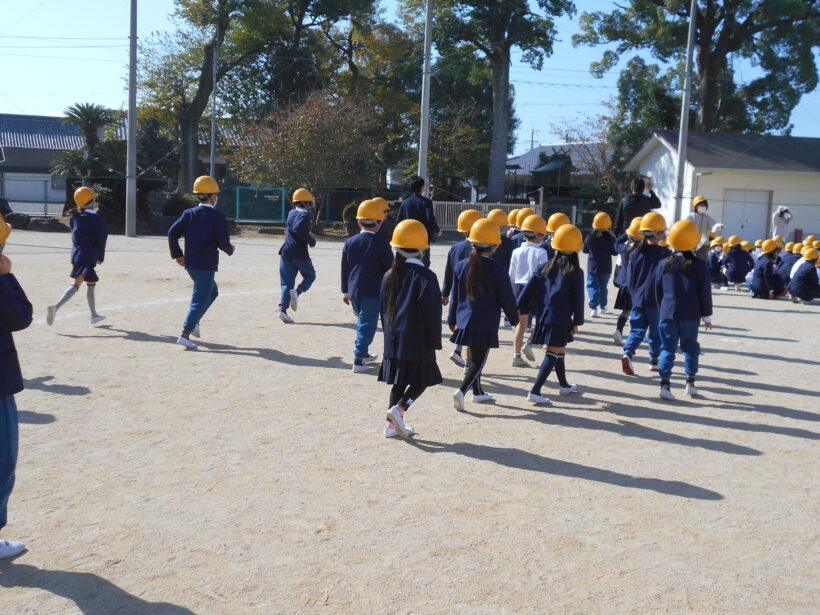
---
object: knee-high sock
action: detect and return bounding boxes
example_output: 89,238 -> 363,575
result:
555,355 -> 569,387
86,285 -> 98,316
460,347 -> 489,394
616,314 -> 628,332
400,385 -> 427,408
531,352 -> 559,395
389,384 -> 407,408
54,285 -> 77,310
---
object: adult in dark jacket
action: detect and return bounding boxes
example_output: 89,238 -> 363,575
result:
397,177 -> 440,267
788,250 -> 819,303
0,254 -> 33,559
168,175 -> 235,349
277,188 -> 317,323
46,187 -> 108,327
613,178 -> 660,236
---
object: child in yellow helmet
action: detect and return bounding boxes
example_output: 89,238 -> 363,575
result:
583,211 -> 617,317
278,188 -> 317,323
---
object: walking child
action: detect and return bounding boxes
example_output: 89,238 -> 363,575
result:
341,200 -> 394,372
278,188 -> 317,323
506,209 -> 521,239
544,212 -> 570,259
583,212 -> 617,317
379,220 -> 443,438
510,208 -> 535,250
449,219 -> 519,409
654,220 -> 714,400
612,216 -> 642,345
487,208 -> 515,271
46,187 -> 108,326
750,239 -> 786,299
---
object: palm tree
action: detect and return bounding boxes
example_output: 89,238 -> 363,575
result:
63,103 -> 116,152
50,147 -> 90,178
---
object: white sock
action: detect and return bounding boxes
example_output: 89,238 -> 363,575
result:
86,285 -> 98,316
54,286 -> 78,310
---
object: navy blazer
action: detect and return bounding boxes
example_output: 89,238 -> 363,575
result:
626,243 -> 671,309
341,231 -> 393,299
751,255 -> 779,295
448,256 -> 518,330
788,261 -> 819,300
541,237 -> 556,260
168,205 -> 234,271
442,238 -> 473,297
779,252 -> 799,282
655,256 -> 713,321
613,235 -> 634,287
397,194 -> 439,239
723,246 -> 755,283
520,264 -> 584,327
380,262 -> 442,361
0,274 -> 33,397
279,208 -> 316,260
70,211 -> 108,265
490,234 -> 515,271
510,231 -> 525,250
583,232 -> 617,275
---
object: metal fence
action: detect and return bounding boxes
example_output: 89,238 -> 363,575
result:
0,177 -> 65,217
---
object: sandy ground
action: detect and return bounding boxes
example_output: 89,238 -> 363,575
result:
0,230 -> 818,614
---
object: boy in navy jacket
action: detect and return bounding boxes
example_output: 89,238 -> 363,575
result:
750,240 -> 786,299
278,188 -> 317,323
582,212 -> 617,317
168,175 -> 235,349
341,200 -> 394,372
723,242 -> 755,290
788,249 -> 819,303
0,253 -> 33,559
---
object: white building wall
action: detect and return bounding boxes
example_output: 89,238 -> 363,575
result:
633,145 -> 695,224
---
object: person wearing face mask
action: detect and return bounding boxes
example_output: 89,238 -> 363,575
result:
45,186 -> 108,327
168,175 -> 235,349
613,177 -> 660,236
685,196 -> 719,261
771,206 -> 793,240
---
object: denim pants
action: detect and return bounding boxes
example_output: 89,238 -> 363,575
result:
279,257 -> 316,309
1,395 -> 18,530
183,269 -> 218,332
350,297 -> 380,359
623,306 -> 661,360
587,272 -> 610,308
659,319 -> 700,381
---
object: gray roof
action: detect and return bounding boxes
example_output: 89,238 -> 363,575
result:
507,142 -> 608,176
656,130 -> 820,173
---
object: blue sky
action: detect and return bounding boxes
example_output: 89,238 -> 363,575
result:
1,0 -> 818,156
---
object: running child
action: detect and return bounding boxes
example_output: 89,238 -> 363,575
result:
750,239 -> 786,299
46,187 -> 108,326
379,219 -> 443,438
341,200 -> 394,373
654,220 -> 713,400
723,235 -> 755,291
278,188 -> 317,323
612,216 -> 643,345
450,219 -> 518,410
583,212 -> 617,317
788,248 -> 819,304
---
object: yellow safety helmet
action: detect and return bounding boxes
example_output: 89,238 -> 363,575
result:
741,240 -> 753,252
487,208 -> 508,228
592,211 -> 612,230
192,175 -> 219,195
802,245 -> 814,256
371,197 -> 389,215
804,234 -> 816,245
551,224 -> 583,253
292,188 -> 313,203
713,236 -> 725,245
467,218 -> 501,246
626,218 -> 643,240
773,235 -> 784,248
727,235 -> 741,247
709,239 -> 720,248
761,239 -> 777,254
792,242 -> 803,253
74,186 -> 97,208
456,209 -> 483,233
802,248 -> 819,262
391,219 -> 428,251
784,241 -> 794,252
507,208 -> 521,227
546,212 -> 570,233
667,220 -> 700,252
722,242 -> 731,254
515,207 -> 536,229
0,213 -> 10,244
521,214 -> 547,236
639,211 -> 667,233
692,195 -> 708,208
356,199 -> 384,221
814,240 -> 820,249
754,239 -> 763,248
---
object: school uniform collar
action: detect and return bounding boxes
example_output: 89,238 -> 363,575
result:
295,206 -> 308,211
359,230 -> 376,235
198,203 -> 215,209
405,258 -> 424,267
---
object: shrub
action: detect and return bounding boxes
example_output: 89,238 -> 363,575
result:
162,194 -> 194,217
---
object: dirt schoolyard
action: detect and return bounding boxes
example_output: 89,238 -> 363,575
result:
1,230 -> 818,614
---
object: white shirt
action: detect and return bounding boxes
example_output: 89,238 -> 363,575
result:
509,241 -> 549,285
791,258 -> 808,279
685,211 -> 718,248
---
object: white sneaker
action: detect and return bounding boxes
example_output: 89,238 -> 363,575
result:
0,539 -> 25,559
386,405 -> 409,437
659,386 -> 676,400
289,289 -> 299,311
90,314 -> 106,325
453,389 -> 465,411
191,324 -> 200,338
472,393 -> 494,403
449,349 -> 466,367
527,392 -> 550,405
176,336 -> 197,350
685,382 -> 700,396
600,306 -> 608,314
613,329 -> 624,345
365,354 -> 379,364
590,308 -> 599,318
735,283 -> 743,292
278,310 -> 294,324
352,363 -> 369,373
559,384 -> 577,396
384,422 -> 414,438
719,286 -> 729,291
522,342 -> 535,361
46,305 -> 56,326
511,355 -> 529,368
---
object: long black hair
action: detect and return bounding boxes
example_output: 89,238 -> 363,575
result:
466,245 -> 492,301
590,229 -> 612,241
383,251 -> 408,322
663,250 -> 697,277
543,251 -> 580,278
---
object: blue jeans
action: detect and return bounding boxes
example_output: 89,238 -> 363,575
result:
1,395 -> 18,530
279,257 -> 316,309
183,269 -> 218,332
659,319 -> 700,381
623,306 -> 661,360
587,272 -> 610,308
351,297 -> 380,359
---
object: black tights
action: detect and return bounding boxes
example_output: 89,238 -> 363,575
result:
459,346 -> 489,394
389,384 -> 427,409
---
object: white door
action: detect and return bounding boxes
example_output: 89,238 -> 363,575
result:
722,189 -> 770,239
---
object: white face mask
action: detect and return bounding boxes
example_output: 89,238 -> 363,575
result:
696,206 -> 706,214
713,246 -> 722,253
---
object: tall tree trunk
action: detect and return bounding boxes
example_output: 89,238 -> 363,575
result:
487,53 -> 510,203
695,46 -> 722,132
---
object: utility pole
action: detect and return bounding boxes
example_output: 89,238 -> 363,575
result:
125,0 -> 138,237
417,0 -> 433,197
674,0 -> 698,223
209,27 -> 219,177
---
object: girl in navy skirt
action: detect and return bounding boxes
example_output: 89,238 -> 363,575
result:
521,224 -> 584,404
450,219 -> 519,410
46,187 -> 108,326
612,216 -> 642,345
379,220 -> 443,439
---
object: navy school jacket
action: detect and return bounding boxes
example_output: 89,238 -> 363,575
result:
0,273 -> 33,397
626,243 -> 672,309
380,262 -> 442,361
442,238 -> 473,297
168,205 -> 234,271
723,245 -> 755,283
377,217 -> 394,242
340,231 -> 394,299
788,261 -> 819,300
519,263 -> 585,327
448,256 -> 518,331
613,234 -> 634,287
397,194 -> 440,239
279,207 -> 316,261
489,234 -> 515,271
70,211 -> 108,266
654,255 -> 713,321
750,255 -> 780,296
541,237 -> 556,260
582,232 -> 617,275
779,252 -> 799,283
510,231 -> 525,250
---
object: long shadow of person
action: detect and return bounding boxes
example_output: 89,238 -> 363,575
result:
0,561 -> 197,614
17,411 -> 56,425
23,377 -> 91,396
405,439 -> 723,500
